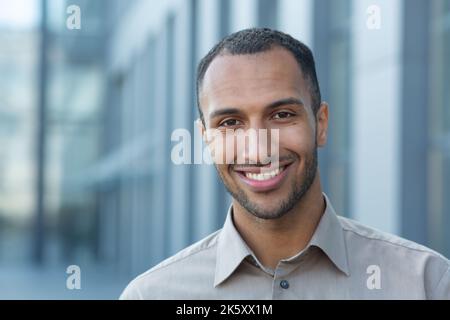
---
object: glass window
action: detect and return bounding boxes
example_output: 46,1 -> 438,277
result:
0,0 -> 39,265
428,0 -> 450,257
314,0 -> 352,217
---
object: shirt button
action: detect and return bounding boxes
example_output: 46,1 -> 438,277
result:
280,280 -> 290,289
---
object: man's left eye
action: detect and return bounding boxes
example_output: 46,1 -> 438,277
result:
273,112 -> 294,119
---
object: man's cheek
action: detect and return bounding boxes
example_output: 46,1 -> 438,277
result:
207,133 -> 236,165
217,164 -> 236,185
279,127 -> 314,151
215,164 -> 227,177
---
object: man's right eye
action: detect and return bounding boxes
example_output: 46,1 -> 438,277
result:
219,119 -> 242,127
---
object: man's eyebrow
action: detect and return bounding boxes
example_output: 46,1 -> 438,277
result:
208,97 -> 305,121
265,97 -> 305,110
209,108 -> 242,120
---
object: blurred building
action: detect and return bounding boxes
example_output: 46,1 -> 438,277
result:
0,11 -> 39,265
0,0 -> 449,298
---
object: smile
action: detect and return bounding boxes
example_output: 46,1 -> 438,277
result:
244,166 -> 286,181
234,163 -> 292,192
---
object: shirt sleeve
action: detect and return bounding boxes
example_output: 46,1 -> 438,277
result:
430,265 -> 450,300
119,280 -> 144,300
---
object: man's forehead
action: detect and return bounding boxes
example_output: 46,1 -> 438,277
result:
202,47 -> 303,85
200,48 -> 308,109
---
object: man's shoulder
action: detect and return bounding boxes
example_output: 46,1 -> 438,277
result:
144,228 -> 221,274
338,215 -> 449,263
337,215 -> 450,298
120,229 -> 221,299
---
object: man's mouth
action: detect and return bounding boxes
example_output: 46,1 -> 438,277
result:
233,163 -> 293,192
242,166 -> 286,181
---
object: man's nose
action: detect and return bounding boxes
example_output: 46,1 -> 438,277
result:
237,123 -> 273,165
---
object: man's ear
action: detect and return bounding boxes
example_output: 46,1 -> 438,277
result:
316,102 -> 329,147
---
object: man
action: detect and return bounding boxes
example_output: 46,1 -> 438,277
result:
120,28 -> 450,299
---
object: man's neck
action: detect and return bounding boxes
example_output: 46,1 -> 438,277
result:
232,175 -> 325,270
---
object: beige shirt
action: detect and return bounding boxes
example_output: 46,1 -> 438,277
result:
120,194 -> 450,299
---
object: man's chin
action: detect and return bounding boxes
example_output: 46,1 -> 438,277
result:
244,206 -> 287,220
235,197 -> 291,220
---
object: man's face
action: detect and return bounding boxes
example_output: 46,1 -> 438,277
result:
199,47 -> 328,219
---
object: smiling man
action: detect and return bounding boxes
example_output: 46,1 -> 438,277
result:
120,28 -> 450,299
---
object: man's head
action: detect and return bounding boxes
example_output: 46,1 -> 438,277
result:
196,28 -> 329,220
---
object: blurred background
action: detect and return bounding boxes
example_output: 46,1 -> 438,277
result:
0,0 -> 449,299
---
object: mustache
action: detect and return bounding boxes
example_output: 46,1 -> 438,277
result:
231,155 -> 298,170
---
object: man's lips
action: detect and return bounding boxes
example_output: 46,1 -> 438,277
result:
233,162 -> 293,192
233,161 -> 294,174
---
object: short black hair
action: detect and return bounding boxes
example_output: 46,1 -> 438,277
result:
196,28 -> 322,124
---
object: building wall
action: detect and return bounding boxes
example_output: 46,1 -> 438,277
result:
351,0 -> 403,234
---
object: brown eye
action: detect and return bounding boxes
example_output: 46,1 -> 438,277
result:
220,119 -> 242,127
273,112 -> 294,119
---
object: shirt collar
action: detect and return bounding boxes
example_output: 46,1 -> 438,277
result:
214,206 -> 252,287
214,193 -> 350,287
306,193 -> 350,276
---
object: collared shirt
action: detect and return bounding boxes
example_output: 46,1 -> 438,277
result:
120,194 -> 450,299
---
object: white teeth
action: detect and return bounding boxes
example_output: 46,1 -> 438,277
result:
244,167 -> 284,181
